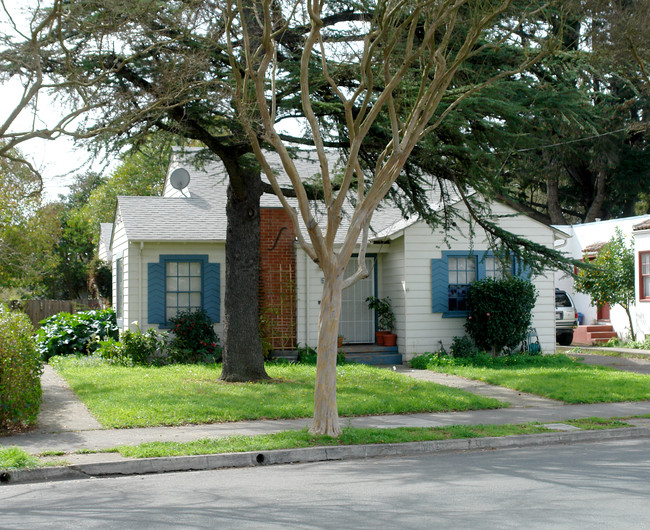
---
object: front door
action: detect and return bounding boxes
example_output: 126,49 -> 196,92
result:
339,257 -> 376,343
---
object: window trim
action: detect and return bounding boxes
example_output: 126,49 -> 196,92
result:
433,251 -> 520,318
639,251 -> 650,302
164,258 -> 205,323
148,254 -> 220,328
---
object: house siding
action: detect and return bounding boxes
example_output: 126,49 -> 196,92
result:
635,230 -> 650,340
398,201 -> 556,360
115,241 -> 225,336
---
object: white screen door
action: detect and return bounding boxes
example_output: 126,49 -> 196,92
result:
339,257 -> 376,343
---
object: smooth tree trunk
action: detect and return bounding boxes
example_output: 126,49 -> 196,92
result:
624,305 -> 636,341
220,166 -> 269,382
310,266 -> 345,436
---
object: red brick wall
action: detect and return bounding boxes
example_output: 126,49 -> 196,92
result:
259,208 -> 296,350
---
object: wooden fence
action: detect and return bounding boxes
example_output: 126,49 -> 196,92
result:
6,299 -> 100,328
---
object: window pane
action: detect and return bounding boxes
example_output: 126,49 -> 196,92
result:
178,276 -> 190,291
178,262 -> 189,276
190,262 -> 201,276
190,293 -> 201,307
166,293 -> 176,307
166,307 -> 178,322
178,293 -> 189,307
645,277 -> 650,298
166,277 -> 177,291
189,277 -> 202,291
166,262 -> 177,276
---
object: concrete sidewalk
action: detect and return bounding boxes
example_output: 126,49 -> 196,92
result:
2,354 -> 650,485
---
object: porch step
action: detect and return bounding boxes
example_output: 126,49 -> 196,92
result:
572,325 -> 617,346
342,344 -> 402,366
271,345 -> 403,366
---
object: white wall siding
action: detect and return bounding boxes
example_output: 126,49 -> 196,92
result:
399,201 -> 557,359
121,241 -> 225,337
111,210 -> 129,329
378,238 -> 405,347
634,231 -> 650,340
295,247 -> 324,347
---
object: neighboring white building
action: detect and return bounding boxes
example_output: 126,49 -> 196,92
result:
106,149 -> 562,361
554,215 -> 650,341
633,219 -> 650,341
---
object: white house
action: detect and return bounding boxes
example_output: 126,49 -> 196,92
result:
554,215 -> 650,342
633,218 -> 650,340
108,149 -> 561,361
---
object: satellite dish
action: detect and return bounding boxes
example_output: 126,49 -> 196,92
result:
170,168 -> 191,190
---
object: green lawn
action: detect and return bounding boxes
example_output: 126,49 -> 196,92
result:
1,418 -> 631,469
51,357 -> 504,428
412,354 -> 650,403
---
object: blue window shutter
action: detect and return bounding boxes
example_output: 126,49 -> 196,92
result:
476,251 -> 488,279
204,263 -> 221,323
148,262 -> 165,325
514,258 -> 532,280
431,258 -> 449,313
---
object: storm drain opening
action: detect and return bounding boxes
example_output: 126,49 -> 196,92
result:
256,453 -> 266,465
0,472 -> 11,484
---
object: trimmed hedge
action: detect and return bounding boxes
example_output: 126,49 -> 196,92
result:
465,276 -> 537,355
0,304 -> 43,432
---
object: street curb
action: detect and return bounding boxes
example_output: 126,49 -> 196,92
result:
3,426 -> 649,486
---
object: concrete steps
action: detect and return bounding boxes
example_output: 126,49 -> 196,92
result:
572,324 -> 617,345
273,344 -> 403,366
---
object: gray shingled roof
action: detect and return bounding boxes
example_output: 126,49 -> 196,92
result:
634,219 -> 650,231
116,149 -> 452,244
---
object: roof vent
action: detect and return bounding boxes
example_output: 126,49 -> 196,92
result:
169,168 -> 191,191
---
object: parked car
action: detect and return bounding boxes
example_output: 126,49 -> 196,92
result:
555,288 -> 578,346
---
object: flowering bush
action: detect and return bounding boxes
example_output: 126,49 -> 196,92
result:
168,309 -> 221,364
465,276 -> 537,355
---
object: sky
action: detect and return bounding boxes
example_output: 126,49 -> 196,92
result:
1,1 -> 117,201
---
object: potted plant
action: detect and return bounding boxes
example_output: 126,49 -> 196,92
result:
366,296 -> 396,345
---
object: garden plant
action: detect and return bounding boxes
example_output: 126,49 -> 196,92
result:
0,304 -> 43,432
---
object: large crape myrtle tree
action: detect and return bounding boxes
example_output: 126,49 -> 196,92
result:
227,0 -> 567,436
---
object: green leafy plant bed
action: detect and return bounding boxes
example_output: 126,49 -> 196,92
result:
50,357 -> 504,428
410,353 -> 650,403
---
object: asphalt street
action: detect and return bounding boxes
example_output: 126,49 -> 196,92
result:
1,437 -> 649,529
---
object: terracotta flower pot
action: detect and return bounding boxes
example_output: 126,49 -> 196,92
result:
383,333 -> 397,347
376,331 -> 389,345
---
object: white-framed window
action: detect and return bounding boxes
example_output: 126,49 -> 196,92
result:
485,256 -> 507,279
165,261 -> 202,321
640,252 -> 650,301
448,256 -> 476,311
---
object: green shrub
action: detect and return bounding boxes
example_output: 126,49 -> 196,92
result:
36,308 -> 119,361
465,277 -> 537,355
123,328 -> 168,365
168,309 -> 221,364
449,335 -> 482,358
0,304 -> 43,432
96,328 -> 169,366
411,352 -> 575,370
95,338 -> 132,366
